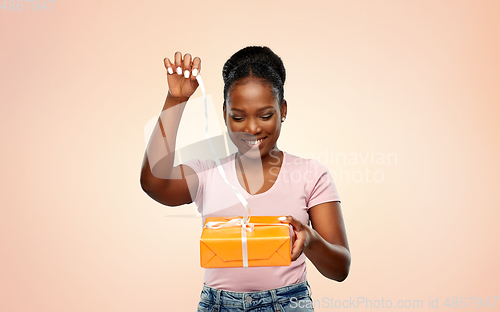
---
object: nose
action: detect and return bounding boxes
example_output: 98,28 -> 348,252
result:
243,117 -> 262,135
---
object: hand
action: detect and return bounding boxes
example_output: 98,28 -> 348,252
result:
280,215 -> 318,261
164,51 -> 201,100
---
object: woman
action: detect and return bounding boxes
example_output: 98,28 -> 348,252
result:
140,46 -> 350,311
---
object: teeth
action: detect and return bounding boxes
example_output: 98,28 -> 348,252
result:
246,138 -> 265,145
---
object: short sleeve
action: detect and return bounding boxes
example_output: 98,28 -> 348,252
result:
306,159 -> 341,209
181,158 -> 207,214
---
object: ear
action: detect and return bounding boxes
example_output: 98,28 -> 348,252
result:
280,99 -> 287,120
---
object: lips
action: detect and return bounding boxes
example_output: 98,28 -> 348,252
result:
242,136 -> 267,147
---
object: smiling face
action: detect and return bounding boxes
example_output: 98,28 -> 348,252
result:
223,76 -> 287,161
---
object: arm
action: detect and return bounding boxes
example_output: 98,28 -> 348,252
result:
281,201 -> 350,282
140,52 -> 201,206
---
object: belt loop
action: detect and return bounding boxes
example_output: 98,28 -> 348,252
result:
306,281 -> 313,298
270,289 -> 280,311
215,289 -> 222,311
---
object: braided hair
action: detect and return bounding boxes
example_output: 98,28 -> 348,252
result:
222,46 -> 286,107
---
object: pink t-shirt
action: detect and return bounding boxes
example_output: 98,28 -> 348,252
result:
183,151 -> 340,292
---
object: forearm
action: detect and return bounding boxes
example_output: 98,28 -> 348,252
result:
304,229 -> 351,282
140,93 -> 189,188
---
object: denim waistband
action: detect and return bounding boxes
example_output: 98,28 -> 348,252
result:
200,281 -> 312,310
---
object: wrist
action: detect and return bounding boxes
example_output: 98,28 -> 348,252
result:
167,90 -> 189,103
305,227 -> 321,251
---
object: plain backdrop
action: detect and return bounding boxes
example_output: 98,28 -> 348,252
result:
1,1 -> 499,311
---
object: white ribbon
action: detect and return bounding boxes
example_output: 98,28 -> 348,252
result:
196,75 -> 292,267
196,75 -> 253,266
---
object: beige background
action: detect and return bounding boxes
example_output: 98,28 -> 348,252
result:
1,0 -> 499,311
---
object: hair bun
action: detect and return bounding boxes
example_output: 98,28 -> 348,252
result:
222,46 -> 286,85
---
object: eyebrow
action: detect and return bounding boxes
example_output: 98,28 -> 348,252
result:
230,106 -> 275,113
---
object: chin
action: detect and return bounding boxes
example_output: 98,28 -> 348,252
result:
237,145 -> 263,159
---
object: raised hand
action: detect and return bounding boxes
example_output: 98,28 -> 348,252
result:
164,51 -> 201,100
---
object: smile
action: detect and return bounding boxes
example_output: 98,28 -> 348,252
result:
242,136 -> 267,146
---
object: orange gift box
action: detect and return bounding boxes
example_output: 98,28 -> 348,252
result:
200,216 -> 292,268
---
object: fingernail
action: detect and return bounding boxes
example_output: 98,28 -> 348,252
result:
184,70 -> 190,79
176,67 -> 182,75
167,67 -> 173,75
192,68 -> 198,77
278,216 -> 287,221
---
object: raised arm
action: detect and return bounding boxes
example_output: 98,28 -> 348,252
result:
140,52 -> 201,207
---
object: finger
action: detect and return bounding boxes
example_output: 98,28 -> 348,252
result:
183,53 -> 192,79
164,58 -> 174,75
280,215 -> 302,231
291,235 -> 305,261
191,56 -> 201,78
174,51 -> 183,75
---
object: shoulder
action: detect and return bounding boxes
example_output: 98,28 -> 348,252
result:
282,153 -> 340,205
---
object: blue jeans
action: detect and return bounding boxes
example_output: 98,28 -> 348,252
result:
196,281 -> 314,312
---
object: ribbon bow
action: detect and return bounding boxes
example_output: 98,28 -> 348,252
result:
205,217 -> 254,231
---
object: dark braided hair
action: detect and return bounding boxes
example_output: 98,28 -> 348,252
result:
222,46 -> 286,107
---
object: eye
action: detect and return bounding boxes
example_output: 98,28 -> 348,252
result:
260,113 -> 274,120
231,115 -> 244,121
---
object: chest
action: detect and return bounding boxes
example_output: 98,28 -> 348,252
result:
235,164 -> 281,195
202,164 -> 310,224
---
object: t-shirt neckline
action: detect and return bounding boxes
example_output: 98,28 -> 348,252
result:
230,151 -> 287,197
